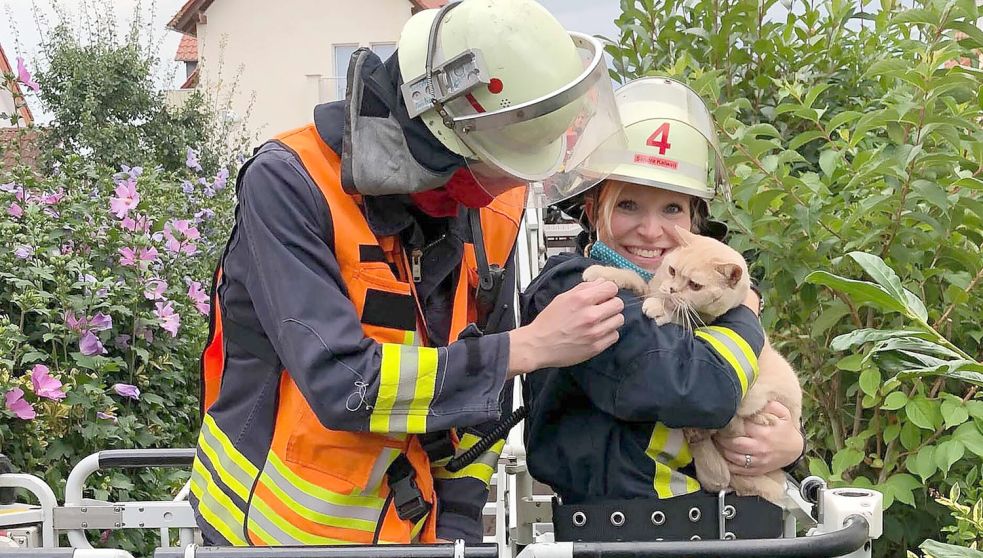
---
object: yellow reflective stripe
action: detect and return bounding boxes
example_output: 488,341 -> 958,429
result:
370,344 -> 440,434
266,452 -> 387,509
371,344 -> 403,432
645,423 -> 700,498
405,347 -> 438,433
434,438 -> 504,485
458,433 -> 482,450
249,493 -> 355,545
694,327 -> 756,396
202,414 -> 260,477
410,515 -> 427,540
705,325 -> 759,384
190,458 -> 248,545
259,457 -> 381,532
198,416 -> 256,501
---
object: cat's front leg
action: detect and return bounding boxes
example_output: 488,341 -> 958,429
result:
582,265 -> 649,294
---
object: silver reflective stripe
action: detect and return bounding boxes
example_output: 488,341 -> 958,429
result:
190,459 -> 248,546
365,448 -> 401,494
474,448 -> 500,469
663,430 -> 692,496
244,504 -> 291,545
199,421 -> 255,499
388,345 -> 420,432
261,461 -> 381,523
696,328 -> 756,391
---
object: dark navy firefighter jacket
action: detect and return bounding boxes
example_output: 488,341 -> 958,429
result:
521,252 -> 765,505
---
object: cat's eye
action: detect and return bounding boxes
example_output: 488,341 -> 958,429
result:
688,280 -> 703,291
667,266 -> 676,277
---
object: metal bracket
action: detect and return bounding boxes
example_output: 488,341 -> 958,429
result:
53,501 -> 195,530
402,49 -> 490,119
54,504 -> 122,530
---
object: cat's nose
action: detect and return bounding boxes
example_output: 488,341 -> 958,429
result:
669,286 -> 678,294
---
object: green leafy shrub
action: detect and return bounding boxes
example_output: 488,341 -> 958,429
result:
1,7 -> 247,549
609,0 -> 983,552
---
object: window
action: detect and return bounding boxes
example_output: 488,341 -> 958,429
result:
334,42 -> 398,101
371,42 -> 397,62
334,44 -> 358,100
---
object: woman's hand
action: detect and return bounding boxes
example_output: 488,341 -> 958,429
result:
715,401 -> 803,476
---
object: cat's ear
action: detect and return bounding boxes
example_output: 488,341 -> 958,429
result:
673,225 -> 694,246
716,263 -> 744,287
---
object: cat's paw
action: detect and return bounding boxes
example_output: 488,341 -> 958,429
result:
582,265 -> 608,283
735,390 -> 769,418
642,297 -> 669,323
748,412 -> 781,427
683,428 -> 710,444
695,459 -> 731,492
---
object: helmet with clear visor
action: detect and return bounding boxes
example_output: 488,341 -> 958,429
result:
398,0 -> 627,207
588,77 -> 729,201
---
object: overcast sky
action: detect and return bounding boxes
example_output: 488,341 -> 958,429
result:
1,0 -> 621,123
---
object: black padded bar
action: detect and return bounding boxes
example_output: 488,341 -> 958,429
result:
154,544 -> 500,558
571,516 -> 869,558
97,448 -> 196,468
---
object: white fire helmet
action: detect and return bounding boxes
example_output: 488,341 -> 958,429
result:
398,0 -> 627,206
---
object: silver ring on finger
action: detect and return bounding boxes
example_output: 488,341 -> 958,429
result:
744,454 -> 752,469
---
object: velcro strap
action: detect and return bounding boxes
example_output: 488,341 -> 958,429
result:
223,318 -> 279,367
419,431 -> 456,464
553,493 -> 783,542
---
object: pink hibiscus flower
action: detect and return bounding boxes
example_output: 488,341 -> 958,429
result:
16,57 -> 39,93
109,179 -> 140,219
30,364 -> 66,401
154,301 -> 181,337
5,388 -> 36,420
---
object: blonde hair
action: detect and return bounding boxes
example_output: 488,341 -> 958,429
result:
590,180 -> 706,242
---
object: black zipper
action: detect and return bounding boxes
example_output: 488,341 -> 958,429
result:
371,491 -> 395,544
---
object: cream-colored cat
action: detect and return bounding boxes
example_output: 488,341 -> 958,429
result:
582,226 -> 802,505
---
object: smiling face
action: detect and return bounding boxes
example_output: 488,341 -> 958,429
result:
594,180 -> 695,273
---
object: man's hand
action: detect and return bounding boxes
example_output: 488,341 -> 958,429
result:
508,280 -> 624,377
716,401 -> 804,476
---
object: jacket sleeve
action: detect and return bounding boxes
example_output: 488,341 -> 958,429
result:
429,379 -> 513,542
430,431 -> 504,542
521,255 -> 764,429
232,145 -> 507,434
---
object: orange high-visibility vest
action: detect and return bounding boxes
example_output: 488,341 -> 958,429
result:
192,123 -> 525,546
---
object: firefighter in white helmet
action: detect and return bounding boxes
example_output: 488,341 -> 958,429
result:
190,0 -> 628,546
522,77 -> 805,538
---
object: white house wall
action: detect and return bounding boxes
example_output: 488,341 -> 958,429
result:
194,0 -> 412,143
0,88 -> 20,127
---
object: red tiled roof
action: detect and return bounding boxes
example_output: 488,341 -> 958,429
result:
0,42 -> 34,126
167,0 -> 215,36
175,34 -> 198,62
180,67 -> 200,90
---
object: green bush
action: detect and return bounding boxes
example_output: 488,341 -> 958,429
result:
1,6 -> 247,550
609,0 -> 983,552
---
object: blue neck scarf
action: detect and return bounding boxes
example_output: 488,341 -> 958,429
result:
588,240 -> 655,282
